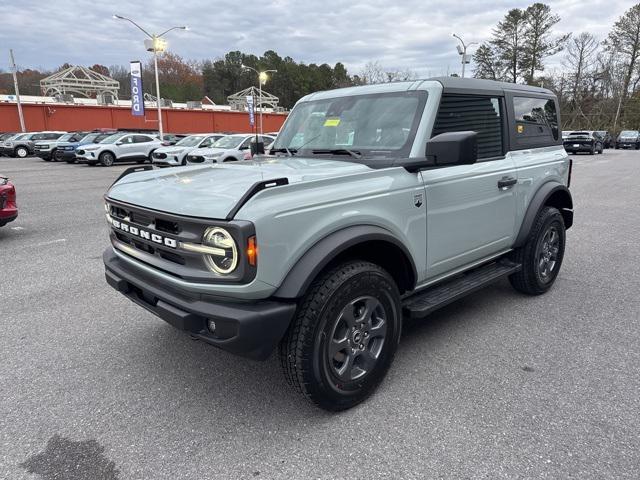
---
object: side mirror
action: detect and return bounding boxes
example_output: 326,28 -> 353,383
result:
426,131 -> 478,166
251,141 -> 265,156
115,142 -> 123,146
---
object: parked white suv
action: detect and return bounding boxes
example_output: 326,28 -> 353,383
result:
151,134 -> 226,167
76,132 -> 163,167
185,134 -> 275,164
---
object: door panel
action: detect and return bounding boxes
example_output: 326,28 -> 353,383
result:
423,156 -> 517,278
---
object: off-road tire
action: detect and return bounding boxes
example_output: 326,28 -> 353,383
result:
278,261 -> 402,411
99,151 -> 115,167
509,206 -> 566,295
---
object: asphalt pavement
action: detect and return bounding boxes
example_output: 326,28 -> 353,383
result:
1,151 -> 639,479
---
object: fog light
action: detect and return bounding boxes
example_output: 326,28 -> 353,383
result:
207,319 -> 216,333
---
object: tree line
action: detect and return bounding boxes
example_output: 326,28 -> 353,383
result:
474,2 -> 640,132
0,52 -> 361,110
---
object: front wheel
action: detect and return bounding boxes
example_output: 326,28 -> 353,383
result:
15,146 -> 28,158
99,151 -> 115,167
509,206 -> 566,295
279,261 -> 402,411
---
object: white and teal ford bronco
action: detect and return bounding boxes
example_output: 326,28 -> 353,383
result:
103,77 -> 573,411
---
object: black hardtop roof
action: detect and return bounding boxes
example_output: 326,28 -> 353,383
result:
427,76 -> 555,97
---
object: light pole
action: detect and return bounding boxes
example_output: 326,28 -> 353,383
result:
242,65 -> 277,135
113,15 -> 187,140
452,34 -> 477,78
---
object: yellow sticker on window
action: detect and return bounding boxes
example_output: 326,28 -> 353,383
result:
324,118 -> 341,127
517,124 -> 524,134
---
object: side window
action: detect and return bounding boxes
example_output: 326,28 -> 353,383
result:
259,136 -> 275,147
201,136 -> 216,147
239,138 -> 252,149
134,135 -> 151,143
513,97 -> 559,146
432,95 -> 504,159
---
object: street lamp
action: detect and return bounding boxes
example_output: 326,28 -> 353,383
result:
452,33 -> 477,78
242,65 -> 277,135
113,14 -> 187,140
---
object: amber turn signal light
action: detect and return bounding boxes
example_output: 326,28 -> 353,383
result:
247,236 -> 258,266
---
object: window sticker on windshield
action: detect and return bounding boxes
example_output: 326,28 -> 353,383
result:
324,118 -> 341,127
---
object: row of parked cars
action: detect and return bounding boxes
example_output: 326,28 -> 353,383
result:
0,130 -> 277,167
561,129 -> 640,154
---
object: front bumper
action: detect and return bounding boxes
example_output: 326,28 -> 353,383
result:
616,142 -> 638,149
34,149 -> 53,160
0,212 -> 17,226
76,150 -> 99,162
103,248 -> 296,360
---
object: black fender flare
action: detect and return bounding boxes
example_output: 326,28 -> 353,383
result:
273,225 -> 418,299
514,181 -> 573,248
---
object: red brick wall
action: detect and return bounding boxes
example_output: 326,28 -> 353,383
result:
0,103 -> 287,134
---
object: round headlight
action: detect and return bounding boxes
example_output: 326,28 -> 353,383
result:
202,227 -> 238,274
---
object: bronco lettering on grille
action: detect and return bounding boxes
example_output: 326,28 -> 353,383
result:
109,218 -> 177,248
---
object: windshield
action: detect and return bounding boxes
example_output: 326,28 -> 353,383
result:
272,91 -> 427,158
213,136 -> 245,149
620,130 -> 638,137
100,133 -> 126,144
176,135 -> 205,147
58,133 -> 75,142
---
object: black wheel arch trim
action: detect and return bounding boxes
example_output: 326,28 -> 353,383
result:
514,181 -> 573,248
273,225 -> 418,299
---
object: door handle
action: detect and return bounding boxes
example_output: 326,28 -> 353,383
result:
498,176 -> 517,190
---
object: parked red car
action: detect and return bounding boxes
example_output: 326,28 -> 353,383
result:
0,175 -> 17,227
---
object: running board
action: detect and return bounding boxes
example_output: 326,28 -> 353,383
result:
402,260 -> 521,319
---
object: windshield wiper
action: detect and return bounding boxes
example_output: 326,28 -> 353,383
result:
311,148 -> 362,159
270,147 -> 296,156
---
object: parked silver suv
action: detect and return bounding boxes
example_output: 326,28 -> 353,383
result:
1,131 -> 66,158
103,78 -> 573,411
152,134 -> 226,167
76,132 -> 162,166
185,134 -> 275,164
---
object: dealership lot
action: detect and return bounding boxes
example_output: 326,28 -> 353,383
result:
1,152 -> 639,479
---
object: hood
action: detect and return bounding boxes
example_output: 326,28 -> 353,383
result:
195,147 -> 232,156
107,157 -> 372,219
78,143 -> 102,150
156,146 -> 189,155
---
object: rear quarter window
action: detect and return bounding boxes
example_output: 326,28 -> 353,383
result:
512,96 -> 559,148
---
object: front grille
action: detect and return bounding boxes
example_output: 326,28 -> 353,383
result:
77,149 -> 85,155
187,155 -> 205,163
154,152 -> 167,159
106,198 -> 255,284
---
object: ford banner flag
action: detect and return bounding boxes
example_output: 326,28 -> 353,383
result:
246,95 -> 255,127
130,61 -> 144,117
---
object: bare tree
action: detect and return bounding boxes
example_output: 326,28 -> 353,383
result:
360,61 -> 418,84
563,32 -> 600,102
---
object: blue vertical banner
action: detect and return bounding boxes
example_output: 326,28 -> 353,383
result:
130,61 -> 145,117
246,95 -> 255,127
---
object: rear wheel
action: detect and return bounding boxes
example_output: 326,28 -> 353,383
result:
99,151 -> 115,167
279,261 -> 402,411
509,206 -> 566,295
54,150 -> 65,162
15,146 -> 28,158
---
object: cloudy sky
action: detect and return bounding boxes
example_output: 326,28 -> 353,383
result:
0,0 -> 636,77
